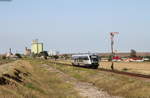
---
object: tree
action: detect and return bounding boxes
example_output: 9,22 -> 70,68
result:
108,55 -> 112,61
63,54 -> 70,60
130,49 -> 137,57
38,51 -> 48,59
15,53 -> 22,58
1,55 -> 6,59
53,55 -> 59,60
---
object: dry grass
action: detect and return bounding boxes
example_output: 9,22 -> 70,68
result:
0,59 -> 14,65
0,60 -> 81,98
52,60 -> 150,75
44,59 -> 150,98
1,59 -> 150,98
100,62 -> 150,75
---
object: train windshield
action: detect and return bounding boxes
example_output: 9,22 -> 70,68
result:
72,56 -> 89,60
90,55 -> 99,62
81,56 -> 89,60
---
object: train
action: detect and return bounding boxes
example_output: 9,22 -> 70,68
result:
71,54 -> 100,69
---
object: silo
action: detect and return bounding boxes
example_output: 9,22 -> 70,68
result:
31,39 -> 43,54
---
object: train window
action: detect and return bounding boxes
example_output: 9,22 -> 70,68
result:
83,56 -> 89,60
90,56 -> 98,61
72,56 -> 89,62
76,56 -> 89,62
92,58 -> 98,61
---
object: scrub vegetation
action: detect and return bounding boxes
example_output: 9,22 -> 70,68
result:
0,59 -> 14,65
51,60 -> 150,75
0,59 -> 150,98
0,60 -> 80,98
43,59 -> 150,98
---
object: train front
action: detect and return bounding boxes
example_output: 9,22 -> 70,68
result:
89,55 -> 100,69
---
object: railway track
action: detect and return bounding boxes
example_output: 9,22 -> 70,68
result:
48,61 -> 150,79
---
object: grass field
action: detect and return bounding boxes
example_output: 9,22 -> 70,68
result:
1,59 -> 150,98
44,59 -> 150,98
0,60 -> 80,98
51,60 -> 150,75
100,62 -> 150,75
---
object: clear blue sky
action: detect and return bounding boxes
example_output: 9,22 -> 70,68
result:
0,0 -> 150,53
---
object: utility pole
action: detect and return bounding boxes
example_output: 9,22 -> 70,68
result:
110,32 -> 119,70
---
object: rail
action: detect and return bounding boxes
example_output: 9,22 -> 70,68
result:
48,61 -> 150,79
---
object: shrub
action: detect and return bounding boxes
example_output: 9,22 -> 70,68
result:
1,55 -> 6,59
15,53 -> 22,58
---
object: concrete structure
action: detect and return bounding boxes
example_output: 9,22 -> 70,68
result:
5,48 -> 17,59
48,50 -> 59,56
6,48 -> 13,57
24,47 -> 31,56
31,39 -> 43,54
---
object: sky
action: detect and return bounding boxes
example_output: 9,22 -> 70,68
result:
0,0 -> 150,54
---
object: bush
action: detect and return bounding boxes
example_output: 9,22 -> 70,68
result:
122,68 -> 129,71
53,55 -> 59,60
62,54 -> 70,60
15,53 -> 22,58
108,55 -> 112,61
1,55 -> 6,59
38,51 -> 48,59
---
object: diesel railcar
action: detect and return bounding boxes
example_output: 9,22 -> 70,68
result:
71,54 -> 100,69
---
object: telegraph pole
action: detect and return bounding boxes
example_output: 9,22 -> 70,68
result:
110,32 -> 119,70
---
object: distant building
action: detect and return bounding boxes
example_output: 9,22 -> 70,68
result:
24,47 -> 31,56
48,50 -> 59,56
112,56 -> 122,62
31,39 -> 43,54
6,48 -> 13,57
5,48 -> 18,59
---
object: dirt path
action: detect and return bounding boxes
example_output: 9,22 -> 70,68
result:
41,64 -> 122,98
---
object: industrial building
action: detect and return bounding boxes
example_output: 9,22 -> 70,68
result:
6,48 -> 13,57
48,50 -> 59,56
24,47 -> 31,56
31,39 -> 43,54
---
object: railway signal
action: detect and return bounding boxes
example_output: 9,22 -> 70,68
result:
110,32 -> 119,70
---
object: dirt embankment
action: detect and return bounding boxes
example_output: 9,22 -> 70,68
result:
1,59 -> 150,98
0,59 -> 15,66
0,60 -> 81,98
0,60 -> 31,86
